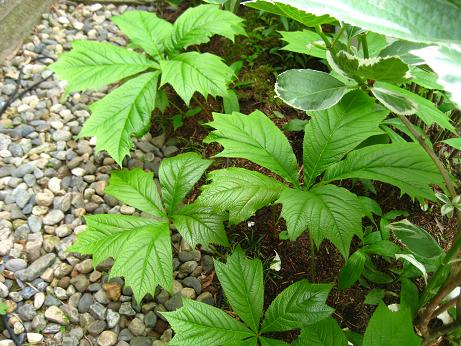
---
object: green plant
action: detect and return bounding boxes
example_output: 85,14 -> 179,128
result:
69,153 -> 229,301
50,5 -> 246,165
204,0 -> 241,13
199,96 -> 443,259
163,247 -> 334,345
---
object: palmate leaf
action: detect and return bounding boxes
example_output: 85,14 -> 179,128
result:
169,4 -> 246,50
261,279 -> 333,333
69,215 -> 172,301
279,30 -> 326,59
205,110 -> 300,187
160,52 -> 234,105
323,143 -> 444,201
198,168 -> 286,224
363,303 -> 420,346
112,10 -> 173,57
159,153 -> 212,214
104,168 -> 165,218
78,72 -> 159,165
214,247 -> 264,332
171,203 -> 229,248
49,40 -> 155,93
163,299 -> 254,346
275,69 -> 348,111
303,90 -> 388,187
294,317 -> 348,346
277,185 -> 363,258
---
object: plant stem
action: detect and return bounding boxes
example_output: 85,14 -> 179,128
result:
192,95 -> 208,114
422,320 -> 461,346
360,34 -> 369,58
329,24 -> 347,50
315,25 -> 331,48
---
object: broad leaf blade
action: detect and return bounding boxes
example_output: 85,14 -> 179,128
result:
112,10 -> 173,56
214,248 -> 264,332
205,110 -> 299,186
303,90 -> 388,187
160,52 -> 234,105
70,216 -> 172,301
338,250 -> 366,289
323,143 -> 444,201
159,153 -> 212,214
260,337 -> 290,346
363,303 -> 420,346
163,299 -> 254,345
79,72 -> 159,165
104,168 -> 165,217
261,280 -> 333,333
294,317 -> 348,346
172,203 -> 229,248
170,4 -> 246,50
276,69 -> 348,111
371,86 -> 418,115
198,168 -> 285,224
279,30 -> 326,59
277,185 -> 363,258
49,40 -> 154,92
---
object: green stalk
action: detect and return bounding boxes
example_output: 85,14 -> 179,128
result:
315,25 -> 331,48
360,34 -> 369,58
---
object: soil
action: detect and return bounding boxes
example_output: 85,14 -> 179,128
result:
149,4 -> 459,343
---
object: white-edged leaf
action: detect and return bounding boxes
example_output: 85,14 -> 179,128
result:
78,72 -> 159,165
49,40 -> 155,93
371,86 -> 418,115
279,30 -> 326,58
159,152 -> 212,214
198,168 -> 285,224
276,69 -> 348,111
294,317 -> 348,346
324,143 -> 444,201
276,185 -> 363,258
379,40 -> 426,65
160,52 -> 234,105
204,110 -> 299,186
396,254 -> 428,283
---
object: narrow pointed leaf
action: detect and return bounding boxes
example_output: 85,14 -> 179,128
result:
303,90 -> 388,186
171,203 -> 228,248
324,143 -> 444,201
160,52 -> 234,105
338,250 -> 366,289
277,185 -> 363,258
159,153 -> 212,214
112,11 -> 173,56
214,248 -> 264,332
443,138 -> 461,150
294,317 -> 348,346
261,280 -> 333,333
205,110 -> 299,186
104,168 -> 165,218
163,299 -> 254,346
198,168 -> 285,224
276,69 -> 348,111
78,72 -> 159,165
169,4 -> 245,50
371,86 -> 418,115
49,40 -> 154,92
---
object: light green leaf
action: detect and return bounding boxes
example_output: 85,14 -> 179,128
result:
400,278 -> 419,317
338,250 -> 366,289
214,248 -> 264,332
198,168 -> 285,224
253,0 -> 461,44
276,69 -> 348,111
245,1 -> 334,26
363,303 -> 420,346
104,168 -> 165,217
294,317 -> 348,346
70,216 -> 172,301
112,11 -> 173,56
371,86 -> 418,115
163,299 -> 254,346
261,280 -> 333,333
379,40 -> 425,65
411,44 -> 461,107
49,40 -> 154,93
222,89 -> 240,114
303,90 -> 388,187
409,66 -> 444,90
159,152 -> 212,214
387,219 -> 444,259
169,4 -> 245,50
364,289 -> 385,305
324,143 -> 444,201
171,203 -> 228,248
443,138 -> 461,150
261,337 -> 290,346
78,72 -> 159,165
160,52 -> 234,105
278,30 -> 326,59
205,110 -> 299,187
277,185 -> 363,258
284,119 -> 308,132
